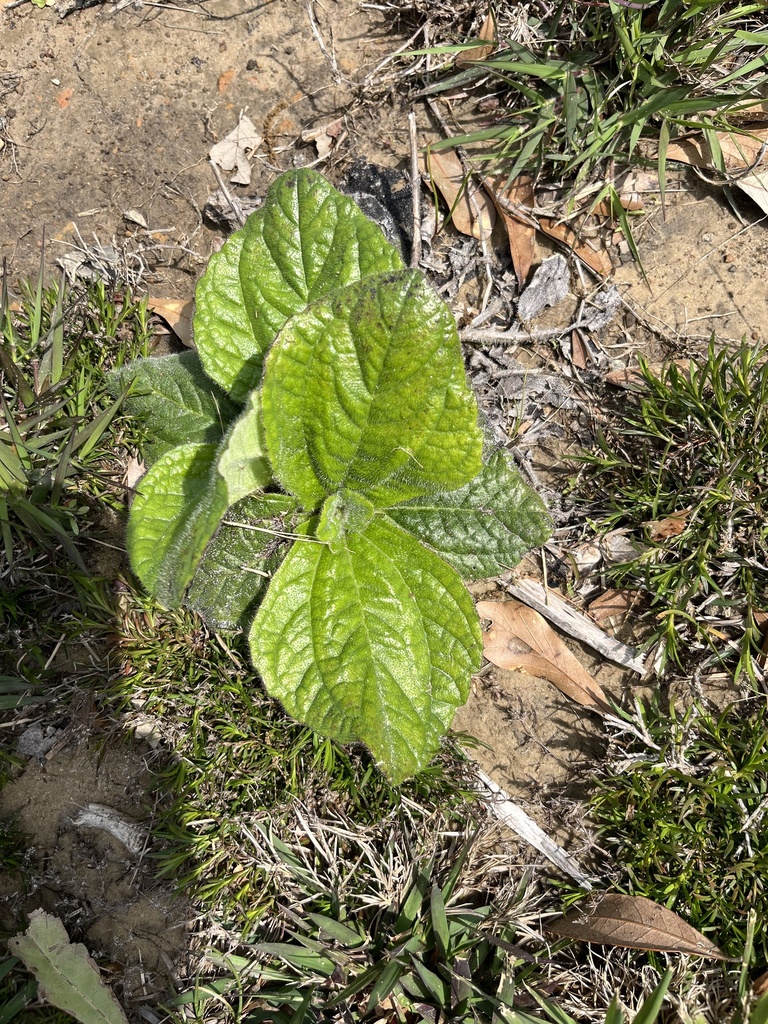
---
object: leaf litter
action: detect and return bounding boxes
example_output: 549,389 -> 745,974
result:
549,893 -> 730,960
477,598 -> 611,713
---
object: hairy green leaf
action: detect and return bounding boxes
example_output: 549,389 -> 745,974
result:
386,449 -> 551,579
111,352 -> 239,463
129,395 -> 273,605
187,492 -> 304,630
127,443 -> 226,599
262,271 -> 483,510
250,516 -> 481,783
240,169 -> 403,353
215,389 -> 272,506
193,229 -> 265,404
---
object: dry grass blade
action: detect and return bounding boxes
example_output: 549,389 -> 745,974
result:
476,599 -> 611,713
549,893 -> 731,960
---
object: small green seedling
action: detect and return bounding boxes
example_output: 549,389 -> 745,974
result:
114,169 -> 550,783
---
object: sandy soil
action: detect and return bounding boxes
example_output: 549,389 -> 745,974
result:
2,0 -> 768,1016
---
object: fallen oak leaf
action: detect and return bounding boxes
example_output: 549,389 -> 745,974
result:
476,599 -> 611,713
548,893 -> 731,960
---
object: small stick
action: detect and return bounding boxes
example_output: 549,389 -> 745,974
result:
209,159 -> 246,229
408,111 -> 422,269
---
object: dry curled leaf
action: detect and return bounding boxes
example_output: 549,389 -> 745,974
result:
457,9 -> 497,67
147,297 -> 195,347
644,508 -> 691,541
666,128 -> 768,216
209,114 -> 263,186
421,149 -> 496,240
486,174 -> 536,288
476,599 -> 610,713
549,893 -> 730,960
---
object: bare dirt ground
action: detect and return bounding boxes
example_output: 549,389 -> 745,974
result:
2,0 -> 768,1016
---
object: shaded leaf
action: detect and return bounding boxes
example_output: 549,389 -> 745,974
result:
110,352 -> 240,464
8,911 -> 128,1024
262,271 -> 483,511
386,448 -> 550,580
128,395 -> 273,606
187,492 -> 304,630
476,599 -> 610,712
127,443 -> 226,603
548,893 -> 729,960
422,148 -> 496,240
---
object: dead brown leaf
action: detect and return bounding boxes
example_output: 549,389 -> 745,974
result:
644,508 -> 691,541
667,127 -> 768,172
147,297 -> 195,348
536,217 -> 613,276
476,599 -> 610,713
588,589 -> 639,628
549,893 -> 730,959
666,128 -> 768,215
486,174 -> 536,287
421,149 -> 496,240
457,10 -> 497,67
217,69 -> 236,94
570,329 -> 590,370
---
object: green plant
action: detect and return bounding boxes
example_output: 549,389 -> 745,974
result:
113,168 -> 550,783
175,827 -> 677,1024
586,696 -> 768,967
110,590 -> 481,932
0,252 -> 151,569
576,340 -> 768,679
175,836 -> 539,1023
418,0 -> 768,193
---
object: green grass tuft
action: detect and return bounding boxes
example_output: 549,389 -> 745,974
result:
419,0 -> 768,192
576,339 -> 768,680
587,696 -> 768,967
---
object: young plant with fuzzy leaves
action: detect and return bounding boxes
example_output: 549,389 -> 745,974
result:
113,169 -> 550,783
